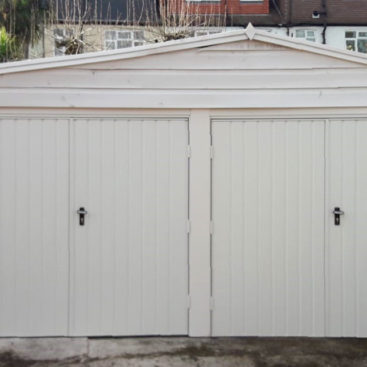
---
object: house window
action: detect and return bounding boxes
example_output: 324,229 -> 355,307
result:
104,30 -> 145,50
194,29 -> 223,37
294,29 -> 316,42
345,31 -> 367,53
54,28 -> 73,56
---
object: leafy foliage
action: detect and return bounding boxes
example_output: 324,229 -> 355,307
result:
0,0 -> 49,59
0,26 -> 20,61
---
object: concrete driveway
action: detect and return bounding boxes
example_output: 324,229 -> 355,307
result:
0,337 -> 367,366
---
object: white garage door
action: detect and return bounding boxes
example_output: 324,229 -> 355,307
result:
211,119 -> 367,337
0,117 -> 189,337
69,118 -> 189,336
0,118 -> 69,336
327,120 -> 367,337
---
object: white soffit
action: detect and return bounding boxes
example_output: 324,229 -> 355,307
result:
1,23 -> 367,75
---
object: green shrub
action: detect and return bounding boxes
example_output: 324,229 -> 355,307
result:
0,27 -> 20,62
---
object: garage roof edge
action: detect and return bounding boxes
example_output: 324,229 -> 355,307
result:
1,24 -> 367,75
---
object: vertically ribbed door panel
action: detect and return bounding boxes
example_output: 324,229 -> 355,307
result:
0,118 -> 69,336
211,120 -> 325,336
70,118 -> 189,336
327,120 -> 367,337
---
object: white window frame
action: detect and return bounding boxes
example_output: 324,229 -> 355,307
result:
104,30 -> 145,50
292,29 -> 317,42
53,28 -> 73,56
345,30 -> 367,53
193,28 -> 224,37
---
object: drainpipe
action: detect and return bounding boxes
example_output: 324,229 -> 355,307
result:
321,0 -> 327,44
313,0 -> 327,44
286,0 -> 292,36
224,0 -> 228,27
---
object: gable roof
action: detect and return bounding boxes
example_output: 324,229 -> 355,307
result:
1,24 -> 367,75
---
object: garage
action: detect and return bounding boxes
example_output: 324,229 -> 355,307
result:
0,25 -> 367,337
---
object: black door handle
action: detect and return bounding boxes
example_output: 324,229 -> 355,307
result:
77,207 -> 88,226
333,207 -> 344,226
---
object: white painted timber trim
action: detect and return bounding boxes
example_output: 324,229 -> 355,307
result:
1,107 -> 367,119
188,110 -> 211,337
2,24 -> 367,75
0,31 -> 248,75
2,89 -> 367,109
248,24 -> 367,66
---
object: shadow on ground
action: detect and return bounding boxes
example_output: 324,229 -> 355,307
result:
0,337 -> 367,367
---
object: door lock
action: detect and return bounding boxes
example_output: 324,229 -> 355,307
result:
77,207 -> 88,226
333,207 -> 344,226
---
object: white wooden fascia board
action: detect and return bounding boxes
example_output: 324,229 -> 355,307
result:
251,29 -> 367,66
2,89 -> 367,108
0,30 -> 247,75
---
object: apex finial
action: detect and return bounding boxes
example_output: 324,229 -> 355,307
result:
245,23 -> 256,40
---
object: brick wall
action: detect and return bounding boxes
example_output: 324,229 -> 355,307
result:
279,0 -> 367,25
168,0 -> 269,16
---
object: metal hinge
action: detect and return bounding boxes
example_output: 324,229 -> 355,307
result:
210,145 -> 214,159
210,297 -> 215,311
187,295 -> 191,309
187,220 -> 191,234
187,145 -> 191,158
209,221 -> 214,235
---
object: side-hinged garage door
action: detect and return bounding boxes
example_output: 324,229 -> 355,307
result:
0,116 -> 189,337
326,120 -> 367,337
211,118 -> 367,337
69,118 -> 189,336
0,118 -> 69,336
211,119 -> 325,336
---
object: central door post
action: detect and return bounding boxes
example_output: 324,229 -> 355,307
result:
188,110 -> 212,337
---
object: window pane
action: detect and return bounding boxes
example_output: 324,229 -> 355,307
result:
306,37 -> 316,42
134,41 -> 144,46
118,31 -> 131,39
358,32 -> 367,38
134,31 -> 144,40
357,39 -> 367,53
55,47 -> 65,56
117,40 -> 133,48
105,31 -> 116,40
54,28 -> 64,37
195,31 -> 209,36
295,30 -> 306,38
345,31 -> 356,38
306,30 -> 315,37
346,40 -> 356,51
105,41 -> 116,50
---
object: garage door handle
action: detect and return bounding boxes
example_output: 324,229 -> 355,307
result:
77,207 -> 88,226
333,207 -> 344,226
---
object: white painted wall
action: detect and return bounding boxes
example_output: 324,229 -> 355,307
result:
261,26 -> 367,54
1,36 -> 367,109
326,26 -> 367,52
